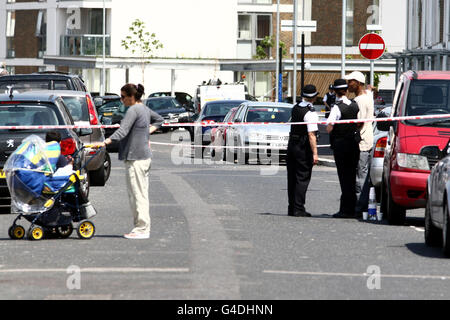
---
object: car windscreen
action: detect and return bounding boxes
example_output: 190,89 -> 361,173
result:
0,104 -> 63,126
405,80 -> 450,127
146,98 -> 181,111
98,100 -> 123,113
61,96 -> 89,122
203,103 -> 239,117
245,106 -> 292,123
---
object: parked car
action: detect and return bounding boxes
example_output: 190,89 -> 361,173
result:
148,92 -> 195,112
0,72 -> 109,187
98,99 -> 127,152
93,94 -> 120,111
378,70 -> 450,225
0,72 -> 88,93
0,91 -> 91,212
55,91 -> 111,186
225,101 -> 294,164
370,107 -> 391,201
192,100 -> 246,157
144,96 -> 192,132
425,140 -> 450,256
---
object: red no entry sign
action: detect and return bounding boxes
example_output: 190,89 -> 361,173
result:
359,33 -> 385,60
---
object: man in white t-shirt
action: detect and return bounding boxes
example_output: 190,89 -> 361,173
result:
345,71 -> 374,217
0,62 -> 8,76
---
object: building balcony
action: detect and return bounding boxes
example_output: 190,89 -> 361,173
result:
60,34 -> 110,56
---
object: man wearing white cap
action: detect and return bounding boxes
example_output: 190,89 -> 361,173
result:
0,62 -> 9,76
345,71 -> 374,217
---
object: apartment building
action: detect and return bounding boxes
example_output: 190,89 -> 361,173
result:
233,0 -> 407,98
0,0 -> 407,99
387,0 -> 450,79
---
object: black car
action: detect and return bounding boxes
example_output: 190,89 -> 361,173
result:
144,97 -> 192,132
98,99 -> 127,152
192,100 -> 247,151
0,72 -> 88,93
0,91 -> 91,212
148,92 -> 194,111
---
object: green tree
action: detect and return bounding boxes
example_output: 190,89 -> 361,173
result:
121,19 -> 163,84
254,36 -> 287,60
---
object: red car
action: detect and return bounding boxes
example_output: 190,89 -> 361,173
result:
210,107 -> 239,160
378,70 -> 450,225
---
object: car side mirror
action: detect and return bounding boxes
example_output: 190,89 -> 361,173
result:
94,97 -> 103,108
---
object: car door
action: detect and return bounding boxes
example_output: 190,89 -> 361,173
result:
384,78 -> 405,184
228,104 -> 246,150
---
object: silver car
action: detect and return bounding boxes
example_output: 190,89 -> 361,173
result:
55,91 -> 111,186
425,143 -> 450,256
224,102 -> 293,164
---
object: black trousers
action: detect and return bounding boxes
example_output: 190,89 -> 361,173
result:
287,138 -> 313,215
332,137 -> 360,216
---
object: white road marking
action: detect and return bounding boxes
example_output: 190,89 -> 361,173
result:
263,270 -> 450,280
410,226 -> 425,232
0,267 -> 189,274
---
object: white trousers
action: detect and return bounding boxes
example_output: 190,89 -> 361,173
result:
124,158 -> 152,234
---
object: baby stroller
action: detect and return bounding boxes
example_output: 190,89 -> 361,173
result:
4,135 -> 102,241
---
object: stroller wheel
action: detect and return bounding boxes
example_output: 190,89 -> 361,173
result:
56,224 -> 73,239
28,226 -> 44,241
9,225 -> 25,240
77,220 -> 95,240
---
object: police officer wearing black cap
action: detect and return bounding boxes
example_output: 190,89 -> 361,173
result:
323,84 -> 336,118
326,79 -> 361,218
287,84 -> 319,217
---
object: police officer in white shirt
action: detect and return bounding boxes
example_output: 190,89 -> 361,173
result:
287,84 -> 319,217
326,79 -> 361,219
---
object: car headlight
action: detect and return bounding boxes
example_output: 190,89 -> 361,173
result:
179,112 -> 190,118
248,132 -> 265,141
397,153 -> 430,170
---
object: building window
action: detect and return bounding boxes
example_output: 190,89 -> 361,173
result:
6,11 -> 15,58
238,0 -> 272,4
89,9 -> 104,35
346,0 -> 354,46
237,13 -> 272,58
36,10 -> 47,58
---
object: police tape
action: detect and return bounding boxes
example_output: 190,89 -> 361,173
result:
161,113 -> 450,127
150,141 -> 331,150
1,112 -> 450,131
0,124 -> 121,130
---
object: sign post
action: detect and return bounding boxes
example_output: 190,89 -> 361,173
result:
358,33 -> 385,86
281,19 -> 316,104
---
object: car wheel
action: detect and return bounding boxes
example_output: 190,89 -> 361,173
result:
79,170 -> 90,201
386,184 -> 406,225
425,191 -> 442,247
443,200 -> 450,257
89,151 -> 111,186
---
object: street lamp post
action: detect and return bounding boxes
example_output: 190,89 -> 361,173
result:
293,0 -> 298,105
341,0 -> 346,78
101,0 -> 106,96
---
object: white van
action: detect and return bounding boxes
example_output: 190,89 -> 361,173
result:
194,82 -> 247,113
